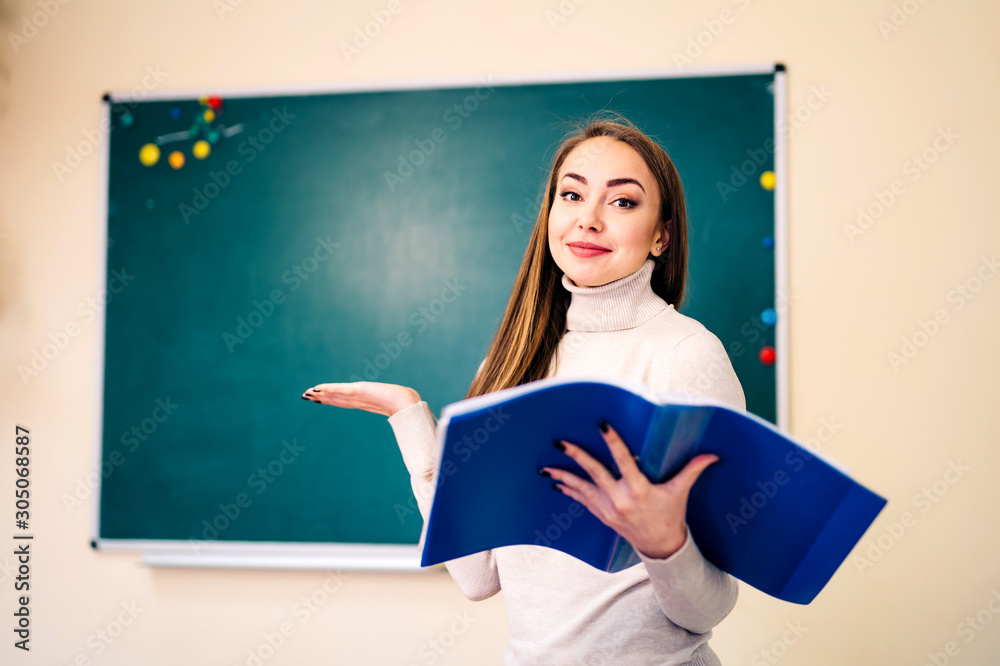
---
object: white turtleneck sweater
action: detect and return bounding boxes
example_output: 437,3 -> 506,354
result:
388,259 -> 746,666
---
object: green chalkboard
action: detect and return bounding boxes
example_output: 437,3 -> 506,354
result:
96,66 -> 784,555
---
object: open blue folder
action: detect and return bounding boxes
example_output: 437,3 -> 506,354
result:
420,377 -> 887,605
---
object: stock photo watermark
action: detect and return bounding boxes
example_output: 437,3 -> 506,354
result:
510,195 -> 542,235
384,77 -> 497,192
235,570 -> 349,666
290,570 -> 350,624
545,0 -> 587,30
716,86 -> 833,202
528,501 -> 586,561
180,106 -> 296,224
724,416 -> 843,535
921,587 -> 1000,666
61,397 -> 179,512
339,0 -> 410,61
222,235 -> 341,353
188,439 -> 307,547
722,288 -> 797,360
510,134 -> 613,234
393,406 -> 512,524
349,277 -> 467,382
7,0 -> 72,53
405,611 -> 476,666
853,458 -> 970,575
681,289 -> 796,392
886,254 -> 997,372
750,620 -> 809,665
52,66 -> 169,181
877,0 -> 932,39
213,0 -> 247,20
843,126 -> 959,243
53,600 -> 144,665
672,0 -> 753,68
17,268 -> 135,384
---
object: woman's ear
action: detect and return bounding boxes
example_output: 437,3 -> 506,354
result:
651,221 -> 670,256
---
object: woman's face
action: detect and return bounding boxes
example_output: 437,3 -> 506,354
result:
547,137 -> 666,288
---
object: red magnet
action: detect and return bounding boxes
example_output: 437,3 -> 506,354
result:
759,346 -> 776,366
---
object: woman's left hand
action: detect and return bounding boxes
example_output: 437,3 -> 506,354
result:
543,421 -> 719,560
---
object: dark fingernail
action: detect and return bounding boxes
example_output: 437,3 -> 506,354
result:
538,468 -> 551,477
551,483 -> 563,492
553,440 -> 565,452
599,420 -> 609,433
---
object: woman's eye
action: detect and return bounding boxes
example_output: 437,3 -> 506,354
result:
560,191 -> 581,202
612,197 -> 637,209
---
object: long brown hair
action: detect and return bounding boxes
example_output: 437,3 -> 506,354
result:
464,115 -> 689,399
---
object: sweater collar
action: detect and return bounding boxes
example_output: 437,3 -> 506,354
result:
561,259 -> 669,332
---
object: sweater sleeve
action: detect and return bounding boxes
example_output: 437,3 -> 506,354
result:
386,401 -> 501,601
641,328 -> 745,633
663,329 -> 746,411
637,527 -> 738,634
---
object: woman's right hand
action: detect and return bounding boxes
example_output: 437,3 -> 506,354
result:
302,381 -> 421,417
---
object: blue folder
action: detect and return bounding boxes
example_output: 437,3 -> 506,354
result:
420,377 -> 887,604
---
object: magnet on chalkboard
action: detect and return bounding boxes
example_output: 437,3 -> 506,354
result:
193,140 -> 211,160
168,151 -> 185,170
761,308 -> 777,327
762,236 -> 774,249
139,143 -> 160,166
759,346 -> 776,366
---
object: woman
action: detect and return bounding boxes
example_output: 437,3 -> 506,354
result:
303,118 -> 745,665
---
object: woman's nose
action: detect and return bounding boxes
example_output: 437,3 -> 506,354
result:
577,202 -> 603,231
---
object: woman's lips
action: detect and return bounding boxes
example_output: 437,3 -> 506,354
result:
567,242 -> 611,258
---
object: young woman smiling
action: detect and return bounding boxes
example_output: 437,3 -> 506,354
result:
304,118 -> 745,665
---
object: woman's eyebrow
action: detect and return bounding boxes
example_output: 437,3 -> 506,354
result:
561,173 -> 645,193
606,177 -> 645,193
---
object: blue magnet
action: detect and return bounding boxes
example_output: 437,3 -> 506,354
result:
762,236 -> 774,249
761,308 -> 777,326
170,107 -> 182,120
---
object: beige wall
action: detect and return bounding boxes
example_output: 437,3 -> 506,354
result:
1,0 -> 998,663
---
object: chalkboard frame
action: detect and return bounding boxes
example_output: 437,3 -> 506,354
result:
92,63 -> 788,570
